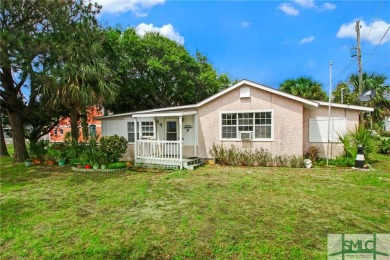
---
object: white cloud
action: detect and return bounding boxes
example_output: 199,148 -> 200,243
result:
96,0 -> 165,17
280,0 -> 335,14
294,0 -> 315,8
136,23 -> 184,45
279,3 -> 299,16
337,20 -> 390,45
319,2 -> 336,11
300,36 -> 315,44
241,21 -> 251,28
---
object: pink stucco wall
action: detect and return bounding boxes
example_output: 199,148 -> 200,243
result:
303,105 -> 360,158
197,85 -> 305,158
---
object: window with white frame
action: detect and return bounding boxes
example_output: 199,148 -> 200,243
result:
127,122 -> 135,143
128,121 -> 155,142
141,121 -> 154,138
221,111 -> 273,140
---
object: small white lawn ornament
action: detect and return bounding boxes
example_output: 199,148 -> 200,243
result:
304,159 -> 312,168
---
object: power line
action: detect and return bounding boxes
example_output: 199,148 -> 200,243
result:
323,60 -> 356,89
364,25 -> 390,66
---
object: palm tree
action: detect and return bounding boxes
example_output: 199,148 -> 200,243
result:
345,73 -> 390,128
332,82 -> 357,104
47,40 -> 118,141
279,77 -> 327,101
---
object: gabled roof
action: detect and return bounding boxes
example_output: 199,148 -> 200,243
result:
96,79 -> 373,119
197,79 -> 319,108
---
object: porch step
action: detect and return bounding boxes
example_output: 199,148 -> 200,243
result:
183,159 -> 205,170
183,157 -> 201,167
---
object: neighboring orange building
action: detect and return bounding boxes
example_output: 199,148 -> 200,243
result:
49,106 -> 103,142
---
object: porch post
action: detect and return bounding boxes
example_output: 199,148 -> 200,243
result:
194,114 -> 198,157
134,117 -> 138,161
179,115 -> 183,169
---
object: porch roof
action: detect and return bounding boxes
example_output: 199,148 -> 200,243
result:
315,101 -> 374,112
132,110 -> 197,118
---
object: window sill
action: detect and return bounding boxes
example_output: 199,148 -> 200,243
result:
220,138 -> 274,142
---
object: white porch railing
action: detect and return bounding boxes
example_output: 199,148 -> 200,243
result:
136,140 -> 181,161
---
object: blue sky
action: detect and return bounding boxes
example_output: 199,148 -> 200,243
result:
96,0 -> 390,91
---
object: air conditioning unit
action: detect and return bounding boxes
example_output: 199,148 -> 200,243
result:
239,131 -> 253,141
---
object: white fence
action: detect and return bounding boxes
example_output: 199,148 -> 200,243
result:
136,140 -> 181,161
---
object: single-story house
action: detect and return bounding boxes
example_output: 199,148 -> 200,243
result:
96,80 -> 373,169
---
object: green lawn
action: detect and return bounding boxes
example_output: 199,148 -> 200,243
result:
1,154 -> 389,259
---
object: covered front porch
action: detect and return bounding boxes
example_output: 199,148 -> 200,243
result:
133,110 -> 201,169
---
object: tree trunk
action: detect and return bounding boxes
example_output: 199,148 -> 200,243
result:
70,103 -> 79,142
7,109 -> 29,162
0,123 -> 10,157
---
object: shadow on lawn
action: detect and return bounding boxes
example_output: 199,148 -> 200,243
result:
0,157 -> 138,186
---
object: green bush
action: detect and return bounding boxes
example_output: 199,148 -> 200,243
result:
379,138 -> 390,155
29,140 -> 49,159
209,144 -> 304,168
338,126 -> 378,162
331,156 -> 355,167
108,162 -> 127,169
99,135 -> 128,163
47,143 -> 67,161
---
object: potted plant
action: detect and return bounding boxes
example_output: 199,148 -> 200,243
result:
45,150 -> 56,165
48,147 -> 67,166
79,151 -> 91,169
24,159 -> 33,167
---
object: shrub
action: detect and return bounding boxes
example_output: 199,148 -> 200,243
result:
65,141 -> 85,161
304,146 -> 320,163
209,144 -> 303,168
29,140 -> 49,159
331,156 -> 355,167
99,135 -> 128,163
289,155 -> 305,168
338,126 -> 378,162
47,143 -> 67,161
108,162 -> 127,169
379,138 -> 390,155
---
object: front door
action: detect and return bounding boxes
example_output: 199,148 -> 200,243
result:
166,119 -> 178,141
165,119 -> 179,157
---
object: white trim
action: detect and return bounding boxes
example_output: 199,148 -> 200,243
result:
134,118 -> 138,158
194,113 -> 198,156
127,121 -> 136,144
95,112 -> 134,119
199,80 -> 318,108
165,119 -> 179,141
139,121 -> 156,139
133,111 -> 197,118
315,101 -> 374,112
219,109 -> 275,142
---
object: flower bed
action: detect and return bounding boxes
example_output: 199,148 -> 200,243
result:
71,166 -> 126,172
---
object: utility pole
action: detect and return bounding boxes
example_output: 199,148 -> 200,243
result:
355,20 -> 363,95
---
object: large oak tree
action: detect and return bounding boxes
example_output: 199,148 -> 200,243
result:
0,0 -> 101,162
103,28 -> 230,113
